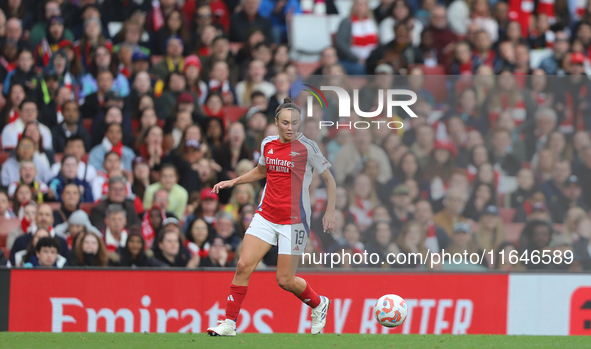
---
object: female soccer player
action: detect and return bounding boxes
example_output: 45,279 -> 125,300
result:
207,98 -> 337,336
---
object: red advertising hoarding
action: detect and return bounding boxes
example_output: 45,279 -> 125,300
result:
8,270 -> 508,334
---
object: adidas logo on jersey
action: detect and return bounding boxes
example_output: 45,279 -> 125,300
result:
293,246 -> 300,251
228,295 -> 235,301
268,149 -> 274,154
290,151 -> 300,157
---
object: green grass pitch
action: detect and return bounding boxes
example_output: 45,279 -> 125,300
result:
0,333 -> 590,349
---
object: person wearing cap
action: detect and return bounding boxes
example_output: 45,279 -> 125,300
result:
182,188 -> 219,237
184,55 -> 208,106
90,176 -> 142,231
143,164 -> 188,220
389,184 -> 414,230
549,175 -> 589,224
433,187 -> 470,237
444,221 -> 488,269
150,36 -> 185,81
29,1 -> 75,49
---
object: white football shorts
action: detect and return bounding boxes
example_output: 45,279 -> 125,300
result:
245,213 -> 308,255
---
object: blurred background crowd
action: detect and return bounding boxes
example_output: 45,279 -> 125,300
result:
0,0 -> 589,271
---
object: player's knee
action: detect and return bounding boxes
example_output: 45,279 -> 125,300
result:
236,259 -> 252,275
276,275 -> 294,291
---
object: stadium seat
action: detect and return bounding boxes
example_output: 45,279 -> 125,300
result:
0,151 -> 10,165
504,223 -> 524,243
499,208 -> 516,223
223,106 -> 248,125
410,64 -> 448,103
81,153 -> 89,164
0,218 -> 20,246
83,119 -> 92,133
80,202 -> 95,215
290,14 -> 332,62
47,202 -> 61,211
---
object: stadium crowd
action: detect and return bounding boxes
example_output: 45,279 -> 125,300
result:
0,0 -> 589,271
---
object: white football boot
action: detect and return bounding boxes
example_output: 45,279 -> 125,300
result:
207,319 -> 237,337
311,296 -> 331,334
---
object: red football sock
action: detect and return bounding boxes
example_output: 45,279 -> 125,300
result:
296,282 -> 320,308
226,284 -> 248,321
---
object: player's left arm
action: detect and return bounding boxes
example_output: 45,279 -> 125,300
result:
319,169 -> 336,233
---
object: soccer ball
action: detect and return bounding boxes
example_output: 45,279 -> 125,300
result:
374,294 -> 408,327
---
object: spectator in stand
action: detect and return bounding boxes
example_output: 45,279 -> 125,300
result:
199,236 -> 235,267
519,220 -> 554,270
2,100 -> 52,151
70,230 -> 108,267
549,175 -> 589,224
333,130 -> 392,185
574,145 -> 591,207
334,0 -> 377,75
52,101 -> 92,153
112,226 -> 163,267
389,184 -> 413,231
52,183 -> 81,226
365,220 -> 399,268
6,200 -> 36,250
91,102 -> 133,148
489,129 -> 521,176
80,45 -> 130,99
54,209 -> 102,251
413,199 -> 449,253
235,60 -> 276,106
1,137 -> 53,187
101,203 -> 129,254
47,155 -> 93,203
9,203 -> 69,266
228,0 -> 272,43
0,190 -> 13,218
142,164 -> 188,219
132,157 -> 151,201
91,176 -> 141,231
7,160 -> 48,202
51,136 -> 97,183
153,224 -> 199,268
3,49 -> 37,98
540,159 -> 571,208
573,217 -> 591,270
150,36 -> 185,82
79,70 -> 115,119
213,211 -> 241,251
432,187 -> 469,237
0,83 -> 25,131
89,123 -> 135,172
507,168 -> 536,209
463,183 -> 496,222
513,189 -> 548,223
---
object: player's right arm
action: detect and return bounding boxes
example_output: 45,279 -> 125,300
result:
211,164 -> 267,193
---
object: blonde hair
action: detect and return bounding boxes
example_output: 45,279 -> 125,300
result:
395,221 -> 428,256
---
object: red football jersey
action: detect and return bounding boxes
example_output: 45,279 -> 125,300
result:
257,133 -> 331,227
